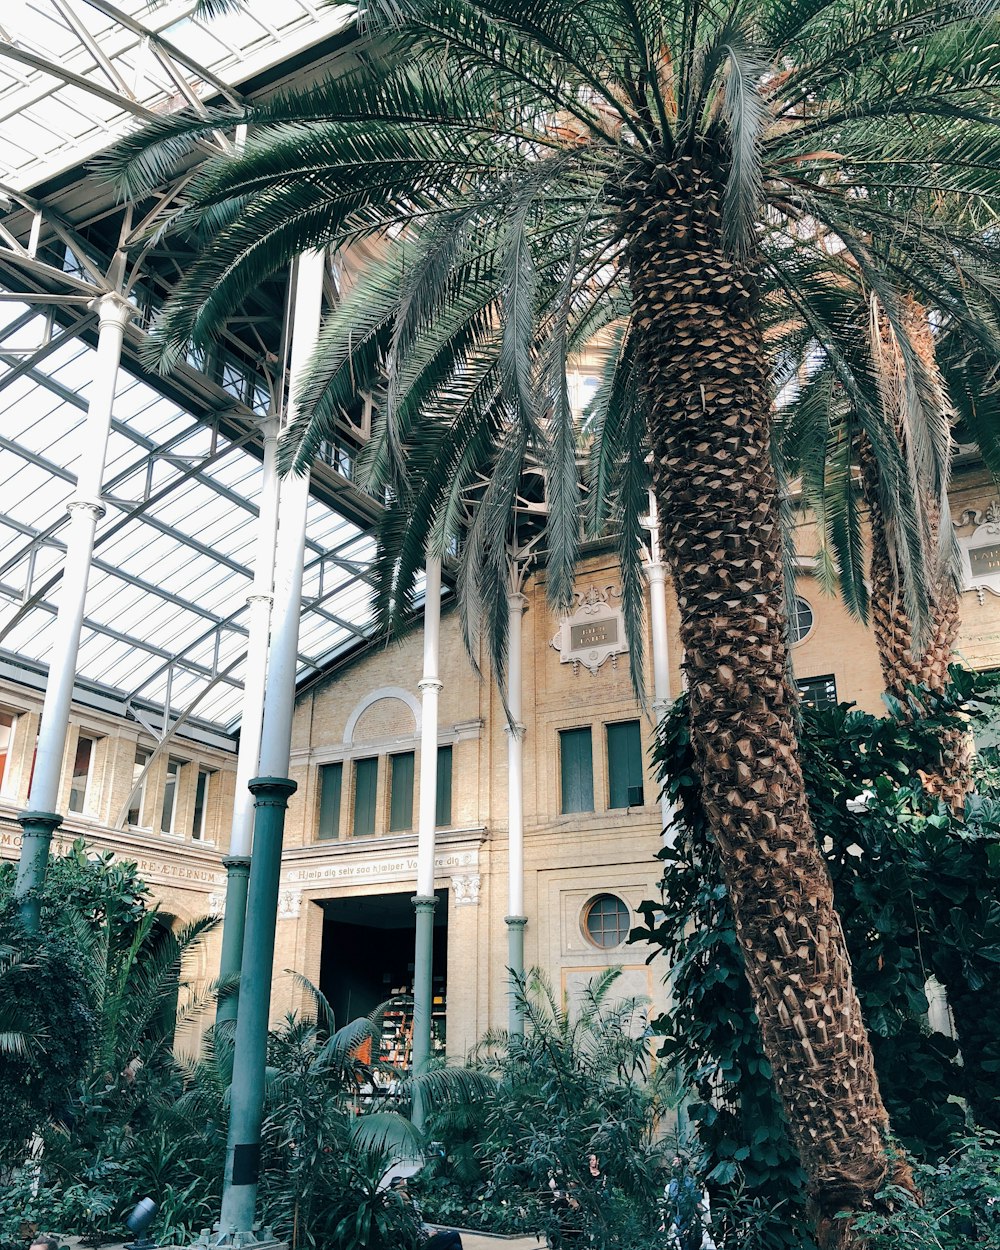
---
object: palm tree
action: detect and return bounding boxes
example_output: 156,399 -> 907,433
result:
105,2 -> 1000,1241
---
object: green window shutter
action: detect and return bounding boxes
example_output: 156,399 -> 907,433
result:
353,757 -> 379,837
436,744 -> 453,827
560,727 -> 594,814
318,762 -> 343,840
607,720 -> 644,808
389,752 -> 414,832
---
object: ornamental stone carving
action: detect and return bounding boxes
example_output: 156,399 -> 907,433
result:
278,888 -> 302,919
452,873 -> 481,906
954,500 -> 1000,603
207,891 -> 226,918
550,584 -> 629,675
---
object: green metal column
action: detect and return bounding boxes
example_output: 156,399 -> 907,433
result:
410,893 -> 438,1129
216,854 -> 252,1029
505,915 -> 527,1036
15,813 -> 63,933
219,776 -> 296,1238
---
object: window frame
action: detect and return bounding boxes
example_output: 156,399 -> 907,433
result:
192,767 -> 212,841
128,746 -> 151,827
0,709 -> 17,796
435,743 -> 453,828
606,719 -> 645,810
559,725 -> 595,815
582,894 -> 632,950
160,758 -> 182,835
317,761 -> 344,841
68,733 -> 97,815
388,750 -> 415,833
352,756 -> 379,838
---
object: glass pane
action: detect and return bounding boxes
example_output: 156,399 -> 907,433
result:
560,728 -> 594,814
585,895 -> 630,949
0,711 -> 15,795
353,757 -> 378,837
160,759 -> 180,834
435,745 -> 453,828
607,720 -> 644,809
68,736 -> 93,813
318,762 -> 343,840
389,752 -> 414,832
797,674 -> 837,708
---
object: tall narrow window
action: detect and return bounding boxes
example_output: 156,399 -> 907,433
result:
353,757 -> 378,837
128,748 -> 150,826
607,720 -> 644,808
68,735 -> 94,814
318,762 -> 343,840
436,744 -> 453,827
389,751 -> 415,832
192,768 -> 212,840
0,711 -> 16,795
160,759 -> 181,834
560,727 -> 594,814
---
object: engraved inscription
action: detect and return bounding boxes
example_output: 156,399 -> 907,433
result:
570,619 -> 618,649
970,544 -> 1000,577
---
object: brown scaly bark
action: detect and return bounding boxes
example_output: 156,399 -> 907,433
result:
619,155 -> 910,1248
861,295 -> 968,812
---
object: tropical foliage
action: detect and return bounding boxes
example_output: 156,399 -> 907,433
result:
636,670 -> 1000,1246
417,968 -> 672,1250
102,0 -> 1000,1235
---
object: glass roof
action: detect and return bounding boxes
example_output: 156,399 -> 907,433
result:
0,300 -> 384,737
0,0 -> 355,191
0,2 -> 429,744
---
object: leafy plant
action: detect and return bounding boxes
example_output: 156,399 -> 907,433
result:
636,670 -> 1000,1245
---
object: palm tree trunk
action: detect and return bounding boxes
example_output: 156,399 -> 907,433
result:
861,296 -> 968,811
621,156 -> 905,1247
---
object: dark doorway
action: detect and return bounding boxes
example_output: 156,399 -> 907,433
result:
319,888 -> 448,1067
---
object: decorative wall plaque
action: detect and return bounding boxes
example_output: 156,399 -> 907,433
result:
955,501 -> 1000,602
550,585 -> 629,675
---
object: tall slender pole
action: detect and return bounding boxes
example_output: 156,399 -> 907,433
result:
219,251 -> 325,1241
411,555 -> 442,1129
217,418 -> 280,1028
504,579 -> 528,1035
16,292 -> 131,932
645,490 -> 677,844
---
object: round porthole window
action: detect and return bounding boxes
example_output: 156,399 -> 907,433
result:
790,595 -> 814,645
583,894 -> 631,949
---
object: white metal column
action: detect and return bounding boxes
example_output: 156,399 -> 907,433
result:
219,249 -> 325,1238
504,583 -> 528,1033
216,416 -> 280,1024
412,554 -> 443,1118
16,292 -> 131,929
645,491 -> 677,842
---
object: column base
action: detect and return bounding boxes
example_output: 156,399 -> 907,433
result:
185,1224 -> 287,1250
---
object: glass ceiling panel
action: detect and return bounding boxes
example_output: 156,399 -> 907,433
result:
0,0 -> 356,192
0,302 -> 391,735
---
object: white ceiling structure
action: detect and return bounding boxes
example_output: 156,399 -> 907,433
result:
0,0 -> 410,747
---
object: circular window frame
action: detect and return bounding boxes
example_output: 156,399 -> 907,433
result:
581,893 -> 632,950
790,595 -> 815,646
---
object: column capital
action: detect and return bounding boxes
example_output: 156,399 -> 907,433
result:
412,894 -> 439,914
17,810 -> 63,837
66,498 -> 107,522
506,590 -> 528,613
248,775 -> 297,807
246,592 -> 273,608
652,696 -> 673,718
503,722 -> 526,740
504,914 -> 528,930
91,291 -> 133,327
645,559 -> 667,583
222,854 -> 252,874
418,677 -> 443,694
